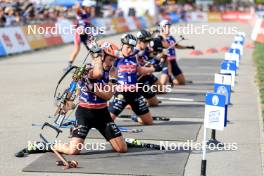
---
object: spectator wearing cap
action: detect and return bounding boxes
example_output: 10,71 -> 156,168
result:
14,9 -> 21,24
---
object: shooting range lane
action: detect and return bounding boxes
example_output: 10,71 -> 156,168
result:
178,58 -> 223,67
0,21 -> 254,176
22,145 -> 189,176
184,74 -> 214,82
178,58 -> 222,83
152,59 -> 220,91
120,103 -> 204,118
157,91 -> 205,102
148,104 -> 204,118
22,56 -> 223,175
171,82 -> 215,90
88,119 -> 202,141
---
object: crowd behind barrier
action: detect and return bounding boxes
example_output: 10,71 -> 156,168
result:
0,10 -> 261,57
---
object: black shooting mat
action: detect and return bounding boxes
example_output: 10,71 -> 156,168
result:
87,119 -> 202,141
23,145 -> 190,176
157,91 -> 205,102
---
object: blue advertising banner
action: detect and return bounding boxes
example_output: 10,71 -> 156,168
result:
0,40 -> 6,57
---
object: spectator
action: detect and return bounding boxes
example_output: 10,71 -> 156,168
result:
14,10 -> 21,24
144,10 -> 150,17
116,8 -> 124,17
0,7 -> 6,27
0,0 -> 255,27
4,7 -> 16,26
128,7 -> 136,16
27,6 -> 36,22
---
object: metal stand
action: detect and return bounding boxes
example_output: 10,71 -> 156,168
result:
207,129 -> 224,147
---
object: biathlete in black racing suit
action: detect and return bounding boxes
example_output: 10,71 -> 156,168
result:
108,34 -> 162,125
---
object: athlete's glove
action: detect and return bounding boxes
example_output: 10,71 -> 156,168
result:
137,50 -> 145,57
85,83 -> 95,92
186,45 -> 195,50
157,35 -> 164,41
89,41 -> 103,59
87,41 -> 101,53
27,141 -> 53,153
81,77 -> 95,92
150,58 -> 159,65
151,59 -> 162,72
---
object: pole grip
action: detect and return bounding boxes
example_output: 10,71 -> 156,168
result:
201,159 -> 207,176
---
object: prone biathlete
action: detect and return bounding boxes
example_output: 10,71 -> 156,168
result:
108,34 -> 161,125
148,36 -> 171,93
158,20 -> 195,86
24,42 -> 128,155
135,29 -> 163,106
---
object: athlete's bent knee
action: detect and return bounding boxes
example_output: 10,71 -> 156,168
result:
68,148 -> 81,155
148,98 -> 159,106
139,115 -> 153,125
110,113 -> 117,120
115,145 -> 127,153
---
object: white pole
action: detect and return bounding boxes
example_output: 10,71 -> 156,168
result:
202,128 -> 207,160
201,127 -> 207,176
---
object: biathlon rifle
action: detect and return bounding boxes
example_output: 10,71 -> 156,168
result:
40,49 -> 94,143
52,58 -> 90,127
41,39 -> 102,141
